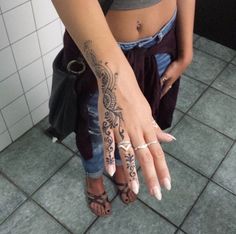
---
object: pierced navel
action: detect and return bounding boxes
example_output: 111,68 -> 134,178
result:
136,20 -> 142,30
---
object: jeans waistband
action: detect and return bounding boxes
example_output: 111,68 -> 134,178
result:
118,8 -> 177,50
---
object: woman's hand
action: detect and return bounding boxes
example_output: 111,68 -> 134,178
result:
96,61 -> 176,200
160,57 -> 192,99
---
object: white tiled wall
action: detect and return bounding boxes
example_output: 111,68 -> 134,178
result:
0,0 -> 64,151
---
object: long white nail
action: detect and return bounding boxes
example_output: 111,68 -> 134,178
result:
166,133 -> 176,141
163,178 -> 171,191
130,180 -> 139,194
106,165 -> 116,177
152,186 -> 162,200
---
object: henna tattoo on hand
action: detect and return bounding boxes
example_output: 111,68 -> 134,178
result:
83,40 -> 125,165
125,153 -> 136,181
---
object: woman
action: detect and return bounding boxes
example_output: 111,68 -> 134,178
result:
51,0 -> 195,217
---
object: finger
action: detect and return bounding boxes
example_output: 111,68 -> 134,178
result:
160,82 -> 172,99
144,127 -> 172,191
130,131 -> 162,200
100,116 -> 116,176
152,120 -> 176,142
160,74 -> 169,87
115,127 -> 139,194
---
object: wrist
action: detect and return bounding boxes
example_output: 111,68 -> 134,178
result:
177,50 -> 193,67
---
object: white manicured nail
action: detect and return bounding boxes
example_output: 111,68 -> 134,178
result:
107,165 -> 116,177
163,178 -> 171,191
130,180 -> 139,194
166,133 -> 176,141
152,186 -> 162,200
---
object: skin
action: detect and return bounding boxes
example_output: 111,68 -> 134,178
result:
51,0 -> 195,215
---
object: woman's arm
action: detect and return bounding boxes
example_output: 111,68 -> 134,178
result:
160,0 -> 195,98
176,0 -> 195,64
51,0 -> 175,198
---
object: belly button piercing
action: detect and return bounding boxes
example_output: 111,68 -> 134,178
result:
137,20 -> 142,30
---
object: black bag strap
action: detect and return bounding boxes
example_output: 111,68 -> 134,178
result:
62,0 -> 114,70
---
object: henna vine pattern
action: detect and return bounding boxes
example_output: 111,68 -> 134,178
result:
83,40 -> 125,165
125,153 -> 136,181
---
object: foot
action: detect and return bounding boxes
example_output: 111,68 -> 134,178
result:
113,165 -> 137,204
86,176 -> 111,217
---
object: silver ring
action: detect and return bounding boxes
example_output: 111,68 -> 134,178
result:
147,140 -> 158,146
134,143 -> 148,151
118,140 -> 132,152
162,74 -> 168,82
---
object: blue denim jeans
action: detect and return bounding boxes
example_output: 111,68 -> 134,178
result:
81,9 -> 177,178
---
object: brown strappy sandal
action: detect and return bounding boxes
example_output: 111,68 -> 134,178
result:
86,190 -> 111,217
113,180 -> 137,205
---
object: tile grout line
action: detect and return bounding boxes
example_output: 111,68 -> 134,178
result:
165,146 -> 236,198
193,46 -> 236,64
1,9 -> 34,141
169,58 -> 231,135
176,138 -> 236,233
83,194 -> 119,234
137,198 -> 179,229
0,0 -> 30,15
30,0 -> 52,97
183,72 -> 236,102
31,198 -> 74,234
0,153 -> 75,230
0,16 -> 59,53
0,43 -> 60,85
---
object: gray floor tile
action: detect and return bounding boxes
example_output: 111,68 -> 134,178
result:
176,75 -> 207,112
184,49 -> 226,84
212,64 -> 236,99
87,198 -> 176,234
0,175 -> 26,224
188,88 -> 236,139
33,156 -> 116,234
213,143 -> 236,194
165,109 -> 184,133
0,127 -> 73,194
61,132 -> 78,153
193,34 -> 200,43
182,182 -> 236,234
137,154 -> 208,226
36,115 -> 50,130
231,56 -> 236,65
37,116 -> 78,152
176,230 -> 185,234
163,116 -> 233,177
0,201 -> 69,234
194,37 -> 236,62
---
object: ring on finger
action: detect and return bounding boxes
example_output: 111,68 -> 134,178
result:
133,143 -> 148,151
161,74 -> 169,82
146,140 -> 158,147
118,140 -> 132,152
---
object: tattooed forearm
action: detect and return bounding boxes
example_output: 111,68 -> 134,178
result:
83,40 -> 125,164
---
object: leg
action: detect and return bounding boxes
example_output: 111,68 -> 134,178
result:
78,91 -> 112,216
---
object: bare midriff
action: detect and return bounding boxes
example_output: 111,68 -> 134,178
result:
105,0 -> 177,42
